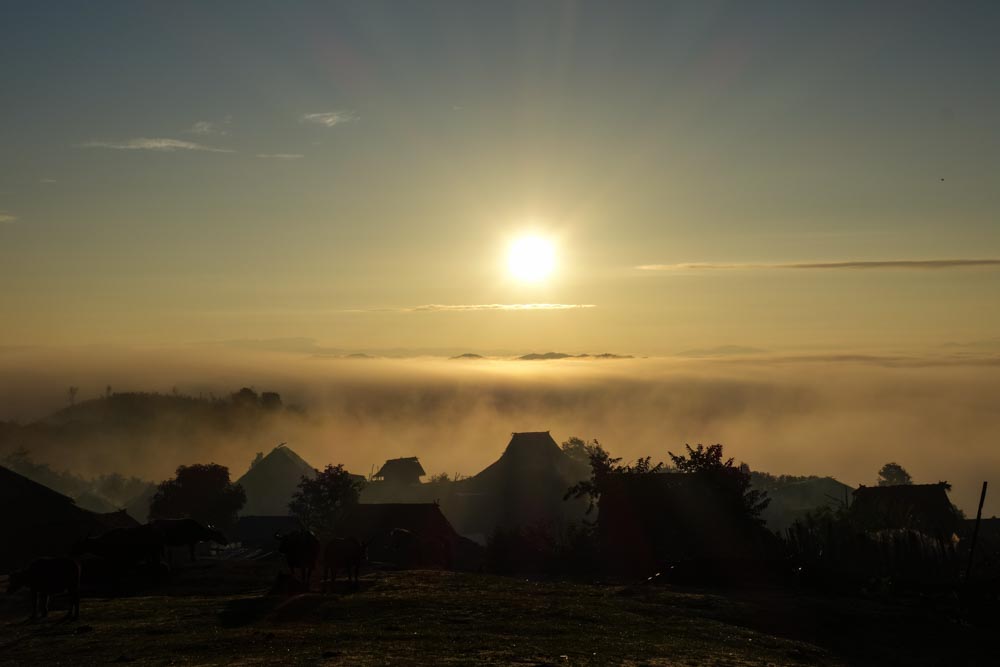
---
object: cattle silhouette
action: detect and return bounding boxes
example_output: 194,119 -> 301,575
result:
150,518 -> 228,562
277,529 -> 320,587
388,527 -> 452,569
322,536 -> 365,591
7,556 -> 81,620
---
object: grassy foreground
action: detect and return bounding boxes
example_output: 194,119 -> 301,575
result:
0,559 -> 989,666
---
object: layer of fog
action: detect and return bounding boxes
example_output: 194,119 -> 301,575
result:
1,345 -> 998,514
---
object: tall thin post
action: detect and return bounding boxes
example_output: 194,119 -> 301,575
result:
964,481 -> 988,585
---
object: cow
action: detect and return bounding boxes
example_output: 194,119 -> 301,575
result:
76,523 -> 165,567
322,537 -> 366,592
388,528 -> 452,569
150,518 -> 228,562
277,529 -> 320,588
7,556 -> 81,620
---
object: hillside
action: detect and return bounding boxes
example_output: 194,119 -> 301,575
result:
0,389 -> 303,480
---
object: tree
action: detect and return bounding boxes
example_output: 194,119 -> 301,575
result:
149,463 -> 246,532
67,386 -> 79,406
564,441 -> 663,515
668,444 -> 770,522
877,462 -> 913,486
260,391 -> 283,410
288,464 -> 365,538
560,437 -> 605,467
231,387 -> 259,407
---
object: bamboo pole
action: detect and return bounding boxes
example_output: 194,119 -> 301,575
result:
964,481 -> 988,585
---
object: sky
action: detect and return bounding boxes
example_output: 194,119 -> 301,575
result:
2,1 -> 1000,511
2,1 -> 999,354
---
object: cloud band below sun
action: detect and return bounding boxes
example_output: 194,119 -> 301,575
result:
79,138 -> 233,153
637,259 -> 1000,271
342,304 -> 596,313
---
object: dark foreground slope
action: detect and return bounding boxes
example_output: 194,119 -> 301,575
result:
1,559 -> 994,666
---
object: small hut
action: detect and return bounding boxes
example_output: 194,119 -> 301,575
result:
850,483 -> 961,540
373,457 -> 426,486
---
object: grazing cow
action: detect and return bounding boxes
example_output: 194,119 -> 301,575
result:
7,557 -> 81,620
76,523 -> 165,567
277,529 -> 320,587
388,528 -> 452,569
150,518 -> 228,562
322,537 -> 365,592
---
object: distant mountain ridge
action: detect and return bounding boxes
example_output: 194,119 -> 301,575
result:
517,352 -> 633,360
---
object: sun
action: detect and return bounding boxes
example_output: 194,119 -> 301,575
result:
508,236 -> 556,283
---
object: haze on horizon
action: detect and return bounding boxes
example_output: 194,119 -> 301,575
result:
2,3 -> 999,512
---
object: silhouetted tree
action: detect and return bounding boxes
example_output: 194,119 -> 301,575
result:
565,441 -> 663,515
877,462 -> 913,486
231,387 -> 259,407
288,464 -> 365,538
67,386 -> 78,406
560,436 -> 604,467
668,444 -> 770,522
260,391 -> 282,410
149,463 -> 245,532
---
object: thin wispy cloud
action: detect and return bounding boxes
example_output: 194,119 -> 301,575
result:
78,138 -> 234,153
40,178 -> 56,184
301,111 -> 357,127
185,116 -> 231,135
0,213 -> 17,224
412,303 -> 596,312
637,259 -> 1000,271
340,303 -> 596,313
256,153 -> 304,159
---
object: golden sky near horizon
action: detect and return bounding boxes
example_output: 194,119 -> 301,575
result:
1,2 -> 999,355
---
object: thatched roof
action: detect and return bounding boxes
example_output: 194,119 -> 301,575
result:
0,466 -> 140,573
374,457 -> 426,482
236,444 -> 317,516
442,431 -> 589,534
470,431 -> 584,484
851,483 -> 960,538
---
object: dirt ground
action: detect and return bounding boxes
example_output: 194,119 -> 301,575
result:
0,558 -> 993,666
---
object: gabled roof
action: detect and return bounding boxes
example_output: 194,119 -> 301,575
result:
506,431 -> 559,451
0,466 -> 140,572
375,457 -> 426,480
467,431 -> 585,486
236,444 -> 317,516
0,465 -> 86,527
851,483 -> 960,537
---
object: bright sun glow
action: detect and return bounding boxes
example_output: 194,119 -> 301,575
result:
508,236 -> 556,283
